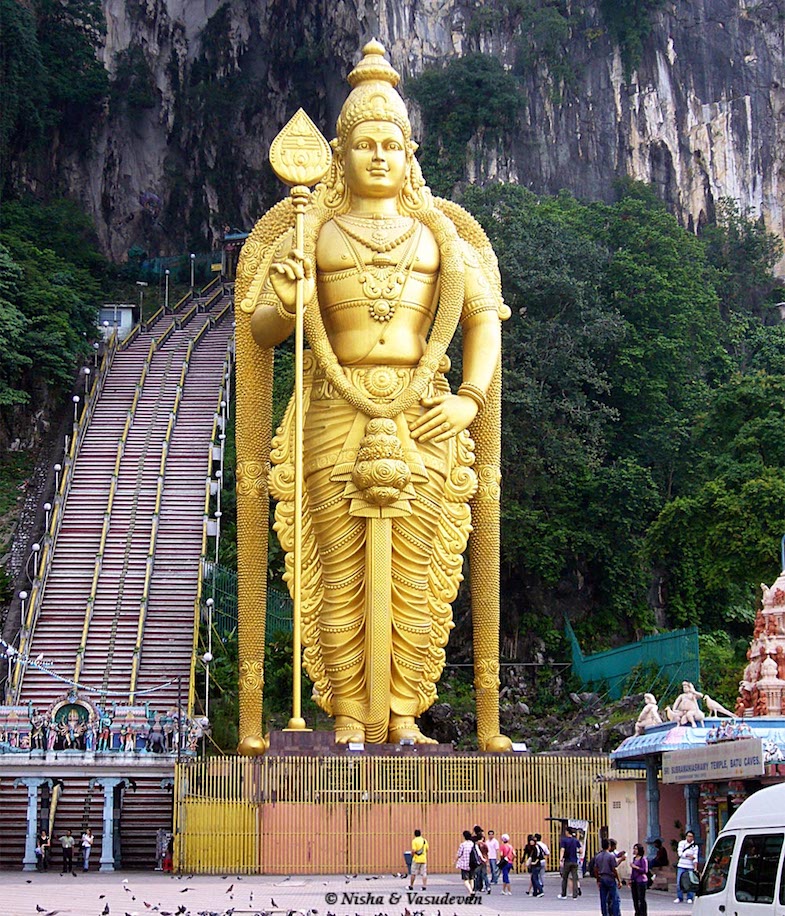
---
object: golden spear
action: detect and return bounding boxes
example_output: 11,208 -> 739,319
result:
269,110 -> 332,730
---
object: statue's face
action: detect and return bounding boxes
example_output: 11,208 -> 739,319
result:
343,121 -> 407,199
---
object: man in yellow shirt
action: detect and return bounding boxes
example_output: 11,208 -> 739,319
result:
409,829 -> 429,891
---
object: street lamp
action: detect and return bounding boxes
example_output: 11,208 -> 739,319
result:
190,253 -> 196,295
202,651 -> 213,719
72,395 -> 80,424
83,367 -> 91,394
31,543 -> 40,580
136,280 -> 148,319
92,342 -> 100,368
53,464 -> 62,492
164,269 -> 170,312
214,510 -> 222,565
19,591 -> 28,622
43,503 -> 51,532
214,469 -> 222,516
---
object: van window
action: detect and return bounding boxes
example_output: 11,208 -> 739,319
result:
735,833 -> 784,904
700,834 -> 736,896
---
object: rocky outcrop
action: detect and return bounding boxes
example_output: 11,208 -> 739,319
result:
54,1 -> 785,260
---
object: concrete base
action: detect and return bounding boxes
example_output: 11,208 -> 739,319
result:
266,729 -> 456,756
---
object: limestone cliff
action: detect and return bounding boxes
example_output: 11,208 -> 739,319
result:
56,0 -> 785,260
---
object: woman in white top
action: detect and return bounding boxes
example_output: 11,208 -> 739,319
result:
675,830 -> 699,903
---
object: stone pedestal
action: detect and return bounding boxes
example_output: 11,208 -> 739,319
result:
266,730 -> 456,756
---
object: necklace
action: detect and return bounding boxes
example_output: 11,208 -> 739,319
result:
334,215 -> 416,253
334,221 -> 421,322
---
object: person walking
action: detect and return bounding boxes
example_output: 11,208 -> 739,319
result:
524,834 -> 536,895
81,827 -> 94,872
408,829 -> 428,892
675,830 -> 699,903
456,830 -> 475,896
59,829 -> 75,875
559,827 -> 582,898
471,827 -> 491,894
594,837 -> 622,916
530,833 -> 547,897
499,834 -> 516,896
487,829 -> 500,885
535,832 -> 549,896
630,843 -> 649,916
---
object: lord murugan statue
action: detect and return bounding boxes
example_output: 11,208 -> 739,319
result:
234,40 -> 511,753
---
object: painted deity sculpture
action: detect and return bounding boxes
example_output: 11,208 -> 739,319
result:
235,41 -> 511,752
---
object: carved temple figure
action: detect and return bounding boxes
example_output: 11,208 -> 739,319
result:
634,693 -> 663,734
235,41 -> 511,752
703,694 -> 735,718
671,681 -> 705,726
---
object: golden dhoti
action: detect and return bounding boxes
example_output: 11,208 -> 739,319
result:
269,358 -> 477,738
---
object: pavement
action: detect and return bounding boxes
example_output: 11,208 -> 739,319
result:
0,869 -> 689,916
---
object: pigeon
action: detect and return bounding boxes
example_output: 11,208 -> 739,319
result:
102,905 -> 110,915
36,907 -> 46,914
270,899 -> 276,908
26,879 -> 32,884
179,888 -> 190,893
224,884 -> 233,894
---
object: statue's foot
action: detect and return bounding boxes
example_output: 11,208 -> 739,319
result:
388,716 -> 438,745
482,734 -> 513,753
335,717 -> 365,744
237,734 -> 269,756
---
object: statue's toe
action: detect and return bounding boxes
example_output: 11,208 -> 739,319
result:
483,734 -> 513,753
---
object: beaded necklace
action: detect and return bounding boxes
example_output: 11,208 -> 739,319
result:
334,214 -> 416,253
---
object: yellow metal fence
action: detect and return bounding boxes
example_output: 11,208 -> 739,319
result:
174,754 -> 611,874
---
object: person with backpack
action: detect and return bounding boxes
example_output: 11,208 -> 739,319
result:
675,830 -> 700,903
499,833 -> 516,896
456,829 -> 475,895
529,834 -> 545,896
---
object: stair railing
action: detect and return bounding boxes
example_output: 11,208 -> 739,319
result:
10,331 -> 119,700
188,328 -> 234,717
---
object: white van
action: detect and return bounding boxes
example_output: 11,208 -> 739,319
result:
695,783 -> 785,916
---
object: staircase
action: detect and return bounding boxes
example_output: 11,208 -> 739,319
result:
16,297 -> 232,710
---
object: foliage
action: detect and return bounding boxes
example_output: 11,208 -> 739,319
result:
408,54 -> 524,196
698,630 -> 748,710
598,0 -> 667,74
110,46 -> 157,115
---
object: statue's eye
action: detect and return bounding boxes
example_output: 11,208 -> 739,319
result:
387,141 -> 402,151
355,140 -> 370,150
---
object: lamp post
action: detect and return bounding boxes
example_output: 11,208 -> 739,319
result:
72,395 -> 80,425
205,598 -> 214,669
190,253 -> 195,295
83,367 -> 91,395
43,503 -> 51,533
53,464 -> 62,492
136,281 -> 147,321
164,269 -> 170,312
214,469 -> 222,517
214,510 -> 222,565
92,342 -> 100,368
19,591 -> 28,624
31,544 -> 40,580
202,652 -> 213,719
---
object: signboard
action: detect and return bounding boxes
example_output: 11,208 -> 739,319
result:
662,737 -> 764,784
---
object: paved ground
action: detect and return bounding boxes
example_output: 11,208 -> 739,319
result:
0,870 -> 687,916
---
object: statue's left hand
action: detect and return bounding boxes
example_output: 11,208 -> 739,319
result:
410,393 -> 477,443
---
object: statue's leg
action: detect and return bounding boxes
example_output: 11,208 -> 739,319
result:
307,462 -> 368,741
387,462 -> 445,745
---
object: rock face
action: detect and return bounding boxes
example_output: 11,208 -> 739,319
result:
54,0 -> 785,260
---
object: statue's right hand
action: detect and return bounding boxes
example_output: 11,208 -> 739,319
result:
269,248 -> 315,313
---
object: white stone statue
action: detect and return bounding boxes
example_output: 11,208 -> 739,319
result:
703,694 -> 735,718
634,693 -> 663,735
671,681 -> 705,726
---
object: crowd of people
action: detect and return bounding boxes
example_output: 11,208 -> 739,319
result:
406,824 -> 693,911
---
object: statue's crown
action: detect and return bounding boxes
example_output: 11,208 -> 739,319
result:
337,40 -> 411,143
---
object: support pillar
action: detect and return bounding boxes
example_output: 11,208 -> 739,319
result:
685,783 -> 700,835
92,777 -> 122,872
706,801 -> 718,852
645,757 -> 662,857
15,777 -> 47,872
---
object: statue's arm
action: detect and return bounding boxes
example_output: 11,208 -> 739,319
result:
249,228 -> 311,350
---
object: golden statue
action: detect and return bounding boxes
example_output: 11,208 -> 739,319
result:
234,40 -> 511,752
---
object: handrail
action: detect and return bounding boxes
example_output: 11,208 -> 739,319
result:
202,287 -> 223,312
128,341 -> 193,702
172,291 -> 191,313
200,275 -> 220,295
176,302 -> 198,329
188,333 -> 234,716
155,320 -> 177,349
211,298 -> 233,326
11,330 -> 119,700
143,307 -> 164,331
